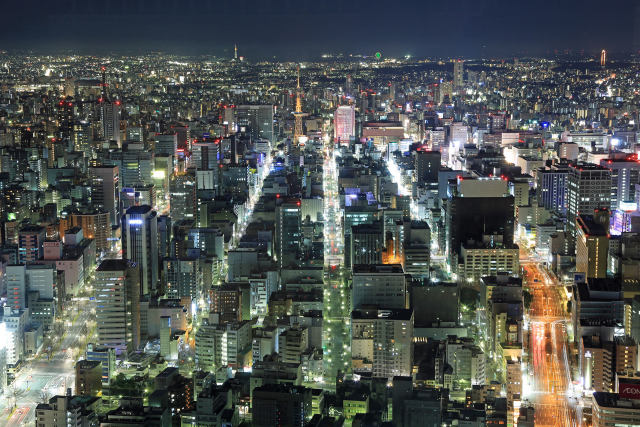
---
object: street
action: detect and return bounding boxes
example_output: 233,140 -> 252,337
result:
1,298 -> 95,426
322,141 -> 351,386
524,261 -> 580,426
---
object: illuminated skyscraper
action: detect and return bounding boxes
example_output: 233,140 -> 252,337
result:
601,49 -> 607,67
169,171 -> 197,222
90,165 -> 120,226
236,105 -> 274,142
599,157 -> 640,210
122,205 -> 158,296
566,163 -> 611,250
95,259 -> 140,356
276,200 -> 302,268
99,67 -> 121,145
334,105 -> 355,143
453,59 -> 464,90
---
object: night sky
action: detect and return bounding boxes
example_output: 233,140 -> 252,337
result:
1,0 -> 638,58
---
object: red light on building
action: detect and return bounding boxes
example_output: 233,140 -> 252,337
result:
296,201 -> 301,207
114,100 -> 121,106
619,382 -> 640,399
276,194 -> 280,198
98,97 -> 104,103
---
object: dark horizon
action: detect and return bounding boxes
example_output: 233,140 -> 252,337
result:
0,0 -> 638,60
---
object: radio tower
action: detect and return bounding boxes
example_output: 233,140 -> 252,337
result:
234,43 -> 238,61
600,49 -> 607,67
293,65 -> 307,145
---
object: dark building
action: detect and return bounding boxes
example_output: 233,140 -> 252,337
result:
445,195 -> 515,264
252,383 -> 311,427
414,150 -> 441,184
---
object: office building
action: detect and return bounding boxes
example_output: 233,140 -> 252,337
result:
350,222 -> 384,267
536,161 -> 570,215
164,256 -> 200,300
414,150 -> 441,184
122,205 -> 159,296
453,59 -> 464,89
351,308 -> 414,380
108,144 -> 154,188
592,391 -> 640,426
601,157 -> 640,210
18,224 -> 45,263
75,359 -> 102,397
567,163 -> 611,250
95,259 -> 141,357
252,383 -> 310,427
334,105 -> 355,143
100,100 -> 121,145
90,165 -> 120,226
169,172 -> 197,222
276,200 -> 302,269
86,343 -> 116,386
352,264 -> 407,310
236,105 -> 274,142
576,211 -> 610,279
445,195 -> 515,267
35,395 -> 100,427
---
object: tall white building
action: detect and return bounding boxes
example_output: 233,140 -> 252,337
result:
351,308 -> 413,380
95,259 -> 140,357
600,157 -> 640,210
334,105 -> 355,143
195,320 -> 252,371
1,307 -> 28,367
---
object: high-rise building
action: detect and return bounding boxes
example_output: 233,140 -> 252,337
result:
5,265 -> 27,310
576,211 -> 610,279
351,308 -> 414,380
350,222 -> 384,267
108,144 -> 154,188
100,100 -> 121,145
95,259 -> 140,356
18,224 -> 46,263
536,161 -> 570,215
90,165 -> 120,226
164,256 -> 199,300
122,205 -> 158,296
445,195 -> 515,267
62,208 -> 110,254
236,105 -> 274,142
75,360 -> 102,397
169,172 -> 197,222
352,264 -> 408,310
567,163 -> 611,250
276,200 -> 302,269
334,105 -> 355,143
154,133 -> 178,157
414,150 -> 441,184
56,97 -> 74,141
252,383 -> 310,427
85,343 -> 116,387
600,157 -> 640,210
453,60 -> 464,90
